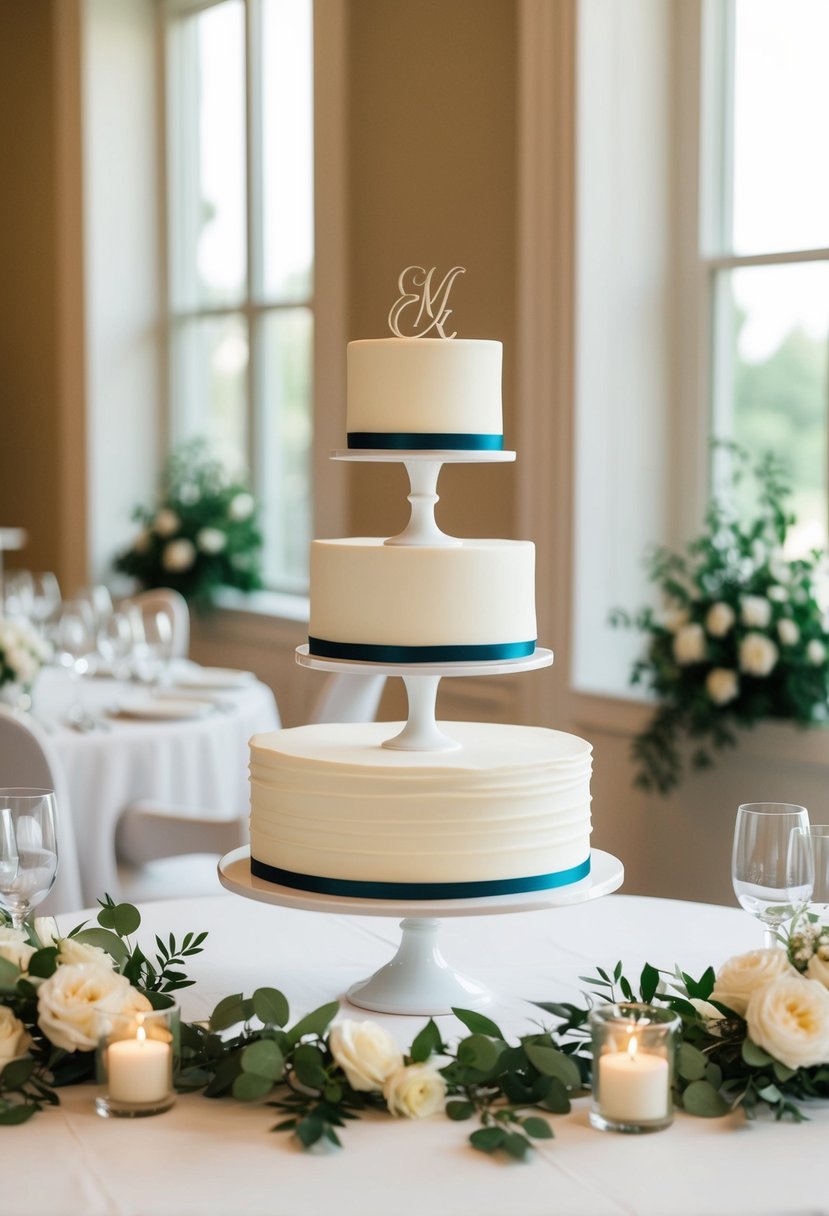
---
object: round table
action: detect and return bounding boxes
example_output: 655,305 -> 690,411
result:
32,666 -> 279,906
5,892 -> 823,1216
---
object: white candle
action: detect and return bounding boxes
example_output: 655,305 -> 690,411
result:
107,1026 -> 171,1104
598,1035 -> 669,1122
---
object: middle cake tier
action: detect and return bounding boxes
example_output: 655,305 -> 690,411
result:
308,537 -> 537,663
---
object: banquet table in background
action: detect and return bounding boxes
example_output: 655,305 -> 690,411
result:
31,665 -> 280,905
5,893 -> 828,1216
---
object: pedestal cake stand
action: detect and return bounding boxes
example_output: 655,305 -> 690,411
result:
218,847 -> 624,1017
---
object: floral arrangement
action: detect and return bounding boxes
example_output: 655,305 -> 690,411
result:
612,448 -> 829,792
4,898 -> 829,1149
0,617 -> 51,706
114,440 -> 263,611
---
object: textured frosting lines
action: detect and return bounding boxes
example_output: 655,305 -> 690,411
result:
347,338 -> 503,439
249,723 -> 592,885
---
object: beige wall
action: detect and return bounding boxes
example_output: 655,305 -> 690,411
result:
0,0 -> 64,576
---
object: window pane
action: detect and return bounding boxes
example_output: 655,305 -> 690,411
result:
168,0 -> 247,308
260,0 -> 314,302
713,261 -> 829,552
172,314 -> 249,474
731,0 -> 829,255
258,308 -> 313,590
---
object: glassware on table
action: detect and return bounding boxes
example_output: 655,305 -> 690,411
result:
0,788 -> 58,929
792,825 -> 829,923
588,1003 -> 680,1133
54,601 -> 97,725
732,802 -> 813,946
77,584 -> 114,630
95,1005 -> 178,1118
131,610 -> 174,686
2,570 -> 34,621
96,610 -> 135,681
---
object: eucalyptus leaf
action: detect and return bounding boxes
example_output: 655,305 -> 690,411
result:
445,1100 -> 474,1121
97,902 -> 141,936
252,987 -> 290,1028
287,1001 -> 340,1046
773,1061 -> 796,1084
521,1116 -> 554,1140
539,1076 -> 571,1114
232,1072 -> 274,1102
502,1131 -> 530,1160
456,1034 -> 503,1074
1,1056 -> 35,1088
293,1044 -> 328,1090
0,1104 -> 37,1125
682,1079 -> 729,1117
410,1018 -> 442,1064
296,1114 -> 324,1148
0,956 -> 20,989
639,963 -> 660,1004
26,947 -> 58,979
241,1039 -> 284,1081
677,1042 -> 708,1082
525,1044 -> 581,1089
469,1126 -> 506,1153
742,1039 -> 774,1068
71,928 -> 129,966
210,994 -> 254,1033
451,1008 -> 505,1040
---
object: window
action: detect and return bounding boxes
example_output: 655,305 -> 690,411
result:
704,0 -> 829,552
163,0 -> 314,593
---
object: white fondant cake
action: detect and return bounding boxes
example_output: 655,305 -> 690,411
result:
250,723 -> 592,897
308,537 -> 536,662
347,338 -> 502,449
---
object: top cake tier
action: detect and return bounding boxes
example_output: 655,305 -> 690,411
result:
347,338 -> 503,450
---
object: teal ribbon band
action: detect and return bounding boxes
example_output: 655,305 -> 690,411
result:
308,638 -> 536,663
347,431 -> 503,451
250,856 -> 591,900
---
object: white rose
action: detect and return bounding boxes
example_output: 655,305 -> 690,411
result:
57,936 -> 115,969
807,639 -> 827,666
673,623 -> 706,665
0,926 -> 35,971
767,585 -> 789,603
36,963 -> 151,1053
711,948 -> 797,1016
228,492 -> 254,522
0,1006 -> 31,1062
746,976 -> 829,1070
705,667 -> 739,706
153,508 -> 180,537
739,632 -> 779,677
807,953 -> 829,990
657,606 -> 689,634
33,917 -> 59,948
161,538 -> 196,573
383,1062 -> 447,1118
705,602 -> 735,638
741,595 -> 772,628
689,998 -> 726,1028
777,618 -> 800,646
196,527 -> 227,555
132,528 -> 151,555
329,1020 -> 404,1092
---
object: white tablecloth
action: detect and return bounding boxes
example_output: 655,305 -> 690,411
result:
32,667 -> 279,906
5,892 -> 826,1216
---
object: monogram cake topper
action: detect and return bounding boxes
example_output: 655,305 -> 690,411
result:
388,265 -> 466,339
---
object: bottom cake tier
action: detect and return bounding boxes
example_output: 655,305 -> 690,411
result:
248,721 -> 592,899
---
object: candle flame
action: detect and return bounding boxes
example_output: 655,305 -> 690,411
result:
136,1024 -> 147,1044
626,1032 -> 638,1062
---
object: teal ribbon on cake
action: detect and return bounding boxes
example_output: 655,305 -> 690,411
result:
250,856 -> 591,900
308,638 -> 536,663
347,432 -> 503,451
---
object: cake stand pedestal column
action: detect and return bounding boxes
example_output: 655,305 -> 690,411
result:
346,918 -> 489,1015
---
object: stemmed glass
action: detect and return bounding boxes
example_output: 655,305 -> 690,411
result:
97,611 -> 135,681
54,601 -> 97,725
0,788 -> 58,929
732,802 -> 813,946
792,825 -> 829,924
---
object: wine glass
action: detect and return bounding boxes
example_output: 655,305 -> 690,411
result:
0,788 -> 58,929
132,610 -> 174,686
54,601 -> 97,724
96,610 -> 135,681
29,572 -> 62,634
792,825 -> 829,925
732,802 -> 813,946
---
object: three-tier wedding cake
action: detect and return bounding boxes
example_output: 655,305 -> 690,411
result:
249,268 -> 593,900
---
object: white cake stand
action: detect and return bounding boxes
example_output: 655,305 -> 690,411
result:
218,846 -> 624,1016
296,645 -> 553,752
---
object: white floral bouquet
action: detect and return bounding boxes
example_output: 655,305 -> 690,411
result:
114,439 -> 263,611
0,617 -> 51,706
613,448 -> 829,792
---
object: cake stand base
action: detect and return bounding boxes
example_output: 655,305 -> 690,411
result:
218,848 -> 624,1016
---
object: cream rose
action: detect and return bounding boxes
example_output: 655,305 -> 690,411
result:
741,595 -> 772,628
705,602 -> 735,638
777,618 -> 800,646
0,1006 -> 31,1061
383,1063 -> 447,1118
57,936 -> 115,969
807,952 -> 829,990
153,508 -> 180,537
657,606 -> 689,634
807,639 -> 827,666
746,976 -> 829,1070
767,585 -> 789,603
0,926 -> 35,971
329,1020 -> 404,1092
711,948 -> 797,1016
673,623 -> 706,665
37,963 -> 151,1053
162,538 -> 196,573
705,667 -> 739,706
196,527 -> 227,555
739,632 -> 778,677
228,492 -> 254,522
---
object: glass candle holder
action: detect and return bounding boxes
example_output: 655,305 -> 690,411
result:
588,1003 -> 680,1133
95,1005 -> 177,1118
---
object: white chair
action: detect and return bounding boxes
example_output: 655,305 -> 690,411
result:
309,672 -> 387,724
0,707 -> 83,915
126,587 -> 190,658
114,800 -> 242,902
